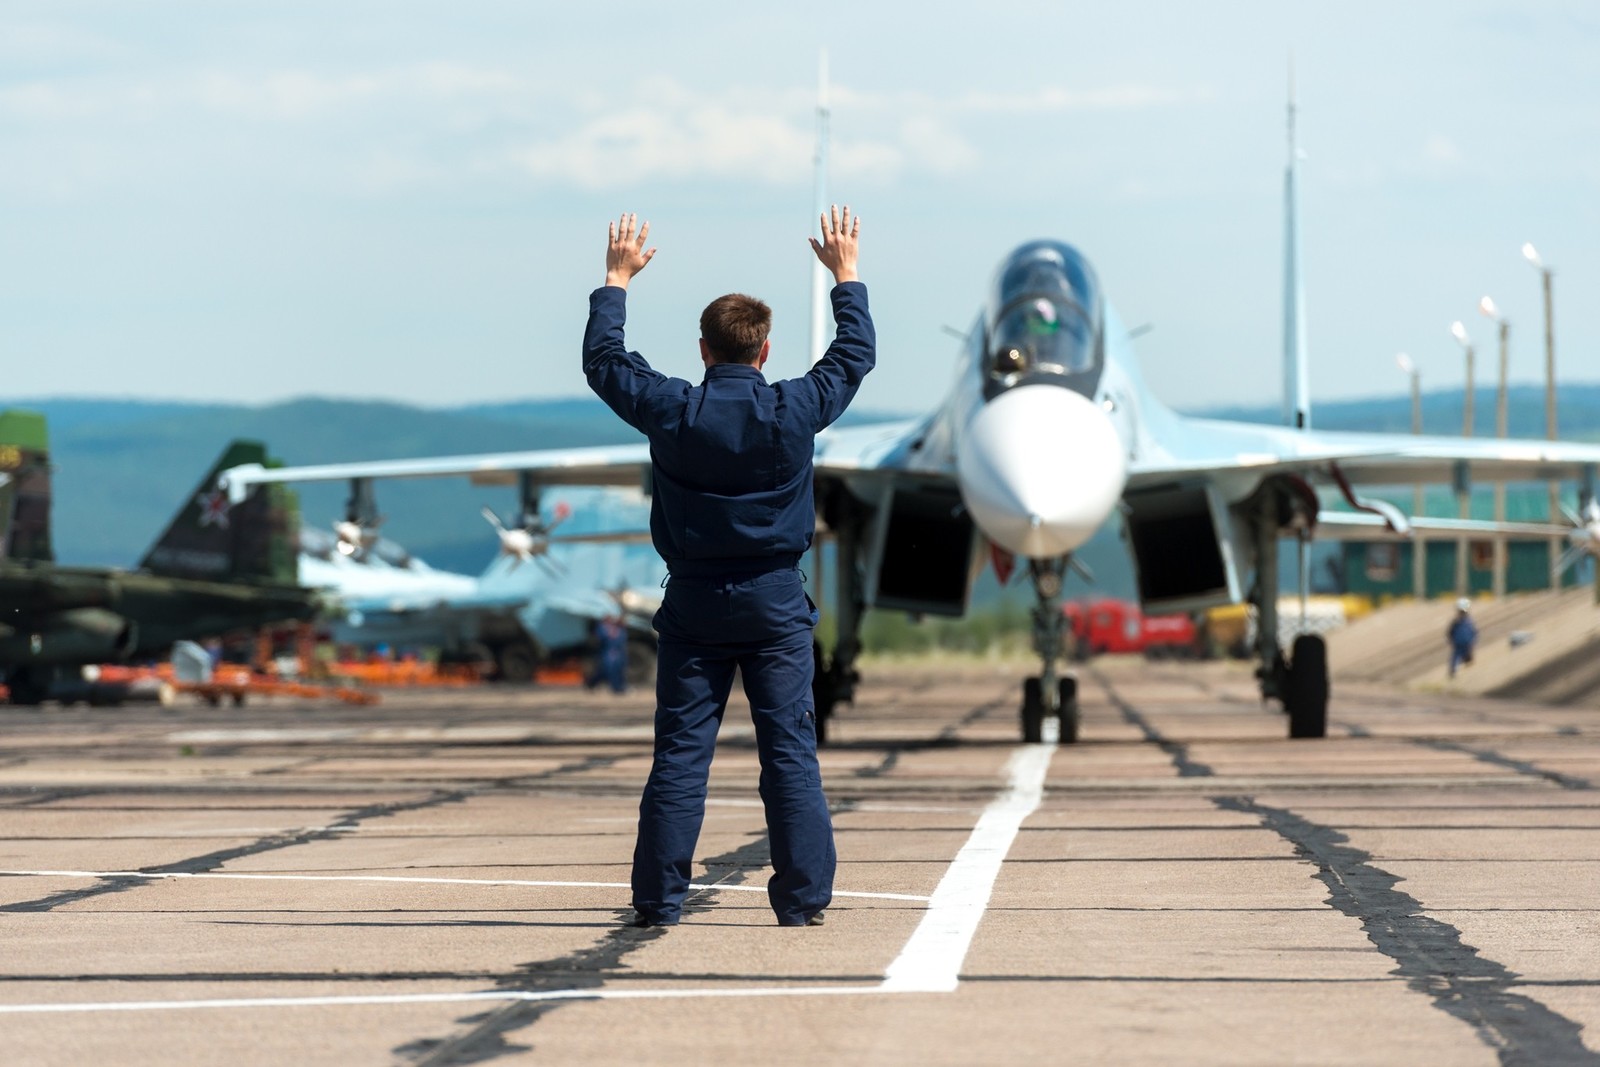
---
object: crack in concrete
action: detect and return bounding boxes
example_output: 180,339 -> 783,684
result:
834,697 -> 1000,780
1411,738 -> 1593,791
0,789 -> 473,913
0,753 -> 624,915
1219,795 -> 1600,1066
2,788 -> 98,808
396,832 -> 774,1066
1088,666 -> 1214,777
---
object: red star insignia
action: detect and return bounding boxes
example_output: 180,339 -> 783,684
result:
196,489 -> 231,529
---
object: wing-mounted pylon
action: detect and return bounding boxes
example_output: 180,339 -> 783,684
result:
482,501 -> 572,577
334,477 -> 384,560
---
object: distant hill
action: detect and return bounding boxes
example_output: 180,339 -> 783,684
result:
1194,383 -> 1600,440
12,396 -> 905,573
10,387 -> 1596,591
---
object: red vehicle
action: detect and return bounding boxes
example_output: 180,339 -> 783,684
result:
1063,598 -> 1201,660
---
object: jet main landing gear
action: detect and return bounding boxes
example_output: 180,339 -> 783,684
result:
1283,633 -> 1328,739
1248,484 -> 1329,739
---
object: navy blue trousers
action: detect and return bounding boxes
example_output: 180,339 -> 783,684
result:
632,568 -> 834,925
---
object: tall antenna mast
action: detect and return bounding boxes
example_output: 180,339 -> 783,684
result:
1282,60 -> 1311,430
809,50 -> 831,367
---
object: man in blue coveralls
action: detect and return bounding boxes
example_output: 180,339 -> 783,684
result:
585,613 -> 629,694
583,207 -> 873,928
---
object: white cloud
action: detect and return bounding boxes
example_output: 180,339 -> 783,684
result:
830,82 -> 1202,117
0,22 -> 130,65
511,104 -> 812,187
896,116 -> 978,173
1422,133 -> 1463,166
193,70 -> 385,120
0,63 -> 533,125
952,84 -> 1201,114
0,64 -> 1198,192
0,81 -> 98,121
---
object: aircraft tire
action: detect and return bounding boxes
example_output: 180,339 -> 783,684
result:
1021,677 -> 1045,743
496,641 -> 538,684
5,668 -> 51,706
1286,634 -> 1329,739
811,640 -> 833,746
1057,677 -> 1079,744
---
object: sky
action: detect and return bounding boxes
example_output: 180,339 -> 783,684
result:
4,1 -> 1598,418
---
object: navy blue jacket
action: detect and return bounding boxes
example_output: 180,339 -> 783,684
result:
583,282 -> 875,576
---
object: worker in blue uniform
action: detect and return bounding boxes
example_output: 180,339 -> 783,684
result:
585,613 -> 629,694
584,207 -> 874,928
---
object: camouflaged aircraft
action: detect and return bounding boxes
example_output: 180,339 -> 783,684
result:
0,411 -> 319,705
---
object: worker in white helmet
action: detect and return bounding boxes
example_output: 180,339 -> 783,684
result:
1447,599 -> 1478,678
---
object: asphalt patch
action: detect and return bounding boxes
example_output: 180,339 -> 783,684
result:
1220,795 -> 1599,1066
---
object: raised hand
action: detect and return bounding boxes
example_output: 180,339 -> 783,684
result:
808,204 -> 860,284
605,213 -> 657,289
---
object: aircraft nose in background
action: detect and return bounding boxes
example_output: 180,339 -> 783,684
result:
956,385 -> 1127,558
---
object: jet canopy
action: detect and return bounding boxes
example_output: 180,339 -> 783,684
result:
983,241 -> 1103,395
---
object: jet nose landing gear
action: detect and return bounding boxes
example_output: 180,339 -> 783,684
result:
1021,674 -> 1079,744
1020,557 -> 1081,744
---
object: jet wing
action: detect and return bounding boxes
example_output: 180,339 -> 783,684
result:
1314,510 -> 1570,541
1129,418 -> 1600,490
219,421 -> 939,501
813,416 -> 945,483
220,443 -> 654,502
337,589 -> 531,616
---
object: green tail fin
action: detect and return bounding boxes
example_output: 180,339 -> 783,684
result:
0,409 -> 54,563
139,440 -> 301,585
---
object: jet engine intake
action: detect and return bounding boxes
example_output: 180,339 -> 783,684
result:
1122,483 -> 1246,614
869,487 -> 976,617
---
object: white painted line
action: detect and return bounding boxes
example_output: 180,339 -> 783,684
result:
0,870 -> 929,902
1042,715 -> 1060,745
0,744 -> 1046,1016
880,744 -> 1055,993
845,803 -> 975,814
0,984 -> 890,1016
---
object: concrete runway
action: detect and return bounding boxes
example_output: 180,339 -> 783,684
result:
2,658 -> 1598,1065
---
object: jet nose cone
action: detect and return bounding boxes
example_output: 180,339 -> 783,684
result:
956,385 -> 1127,557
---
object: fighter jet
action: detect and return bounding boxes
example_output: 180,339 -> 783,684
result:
0,411 -> 320,705
297,488 -> 662,684
218,98 -> 1600,743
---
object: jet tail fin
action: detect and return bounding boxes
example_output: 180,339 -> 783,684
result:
808,49 -> 831,368
0,409 -> 54,563
140,440 -> 301,586
1282,71 -> 1311,431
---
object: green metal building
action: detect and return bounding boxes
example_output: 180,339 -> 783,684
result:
1335,487 -> 1581,600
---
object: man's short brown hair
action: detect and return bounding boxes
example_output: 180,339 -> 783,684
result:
699,293 -> 771,365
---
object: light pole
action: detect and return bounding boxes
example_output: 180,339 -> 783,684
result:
1398,352 -> 1425,599
1479,296 -> 1510,598
1524,242 -> 1560,590
1450,321 -> 1474,596
1451,320 -> 1475,437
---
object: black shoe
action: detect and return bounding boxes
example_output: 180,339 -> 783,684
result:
779,911 -> 825,927
624,912 -> 677,928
